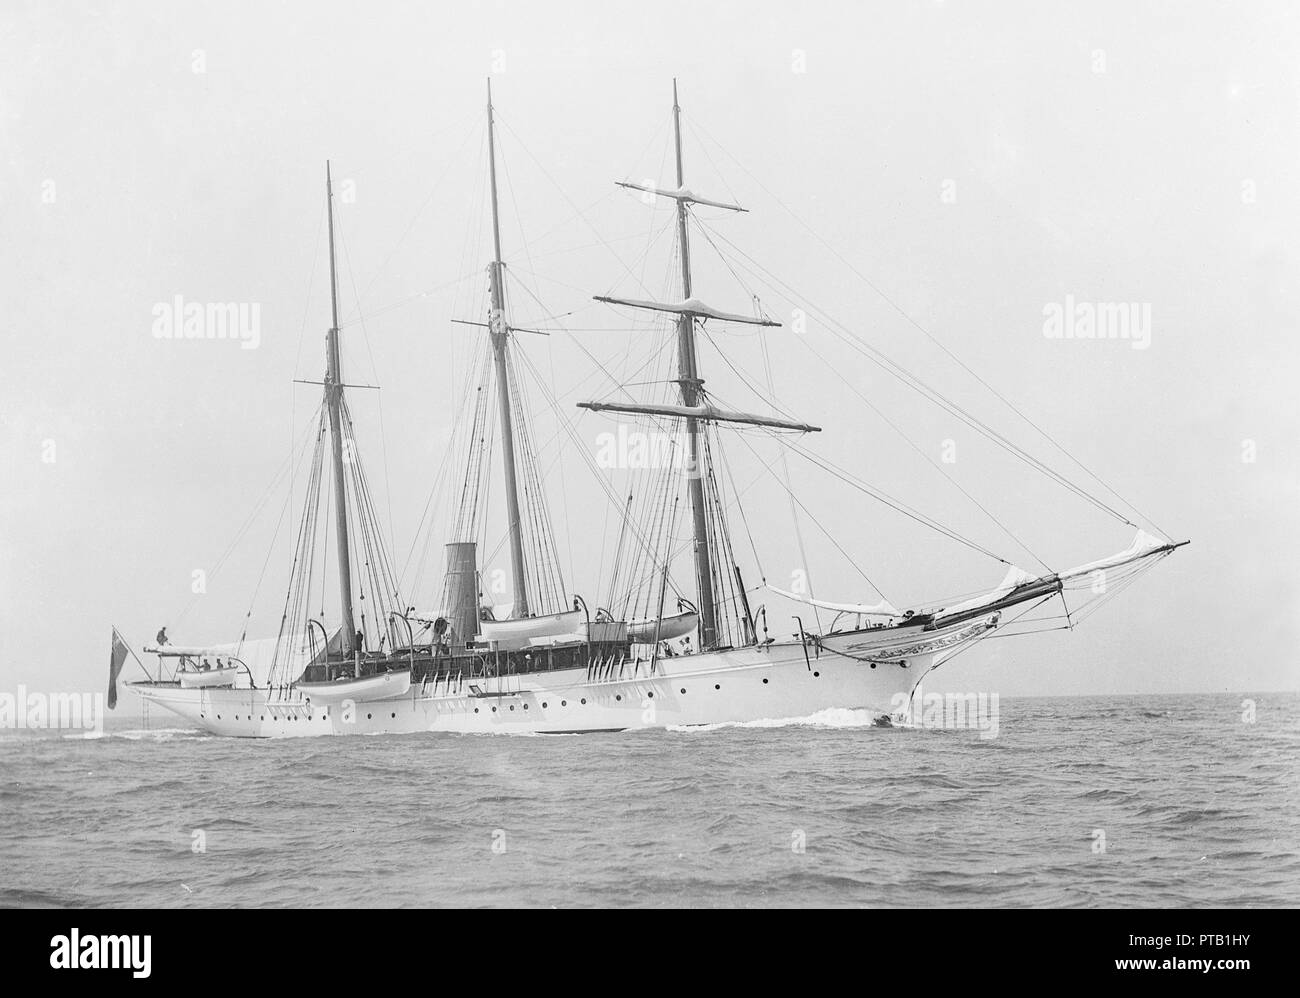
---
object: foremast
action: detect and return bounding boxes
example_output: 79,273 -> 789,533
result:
324,161 -> 358,665
583,81 -> 815,651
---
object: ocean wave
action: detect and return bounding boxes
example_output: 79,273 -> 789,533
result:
667,707 -> 882,733
0,886 -> 83,908
62,727 -> 209,743
2,691 -> 1295,908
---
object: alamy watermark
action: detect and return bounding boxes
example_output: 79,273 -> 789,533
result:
1042,295 -> 1150,350
0,686 -> 105,734
890,683 -> 1000,739
50,930 -> 151,978
595,425 -> 700,476
152,295 -> 261,349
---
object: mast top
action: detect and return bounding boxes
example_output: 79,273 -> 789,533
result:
325,159 -> 341,344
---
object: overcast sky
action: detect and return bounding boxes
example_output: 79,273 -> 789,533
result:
2,0 -> 1297,701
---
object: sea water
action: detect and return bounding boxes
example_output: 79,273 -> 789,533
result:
1,693 -> 1295,907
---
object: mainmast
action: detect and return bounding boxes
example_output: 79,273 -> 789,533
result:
670,80 -> 718,649
324,161 -> 358,660
486,79 -> 531,619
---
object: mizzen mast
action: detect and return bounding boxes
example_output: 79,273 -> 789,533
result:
486,79 -> 531,619
324,161 -> 358,661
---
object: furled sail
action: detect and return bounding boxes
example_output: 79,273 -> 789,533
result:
577,399 -> 820,433
614,181 -> 745,212
929,531 -> 1185,626
936,564 -> 1037,616
594,294 -> 780,327
764,585 -> 899,618
1056,529 -> 1171,584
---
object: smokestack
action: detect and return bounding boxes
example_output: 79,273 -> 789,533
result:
443,542 -> 479,649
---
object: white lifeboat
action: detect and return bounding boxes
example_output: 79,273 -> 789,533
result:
298,669 -> 412,703
178,666 -> 240,689
627,610 -> 699,643
477,609 -> 584,651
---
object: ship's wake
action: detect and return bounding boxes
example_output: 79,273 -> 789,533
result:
666,707 -> 887,733
63,727 -> 209,742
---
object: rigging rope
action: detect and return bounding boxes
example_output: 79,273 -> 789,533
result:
688,118 -> 1170,540
695,215 -> 1145,532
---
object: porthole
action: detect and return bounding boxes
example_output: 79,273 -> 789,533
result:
199,714 -> 205,719
680,688 -> 686,694
561,700 -> 567,706
260,715 -> 265,720
615,695 -> 622,702
509,705 -> 515,711
813,671 -> 820,678
870,663 -> 877,669
492,707 -> 497,713
523,704 -> 529,710
714,684 -> 720,690
391,712 -> 396,719
542,702 -> 548,708
647,691 -> 654,698
762,678 -> 769,684
580,698 -> 587,705
367,713 -> 372,720
216,714 -> 222,720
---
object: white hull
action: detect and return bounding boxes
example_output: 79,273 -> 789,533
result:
128,616 -> 993,738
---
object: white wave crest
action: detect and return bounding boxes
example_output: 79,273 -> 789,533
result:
667,706 -> 884,733
63,727 -> 207,742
